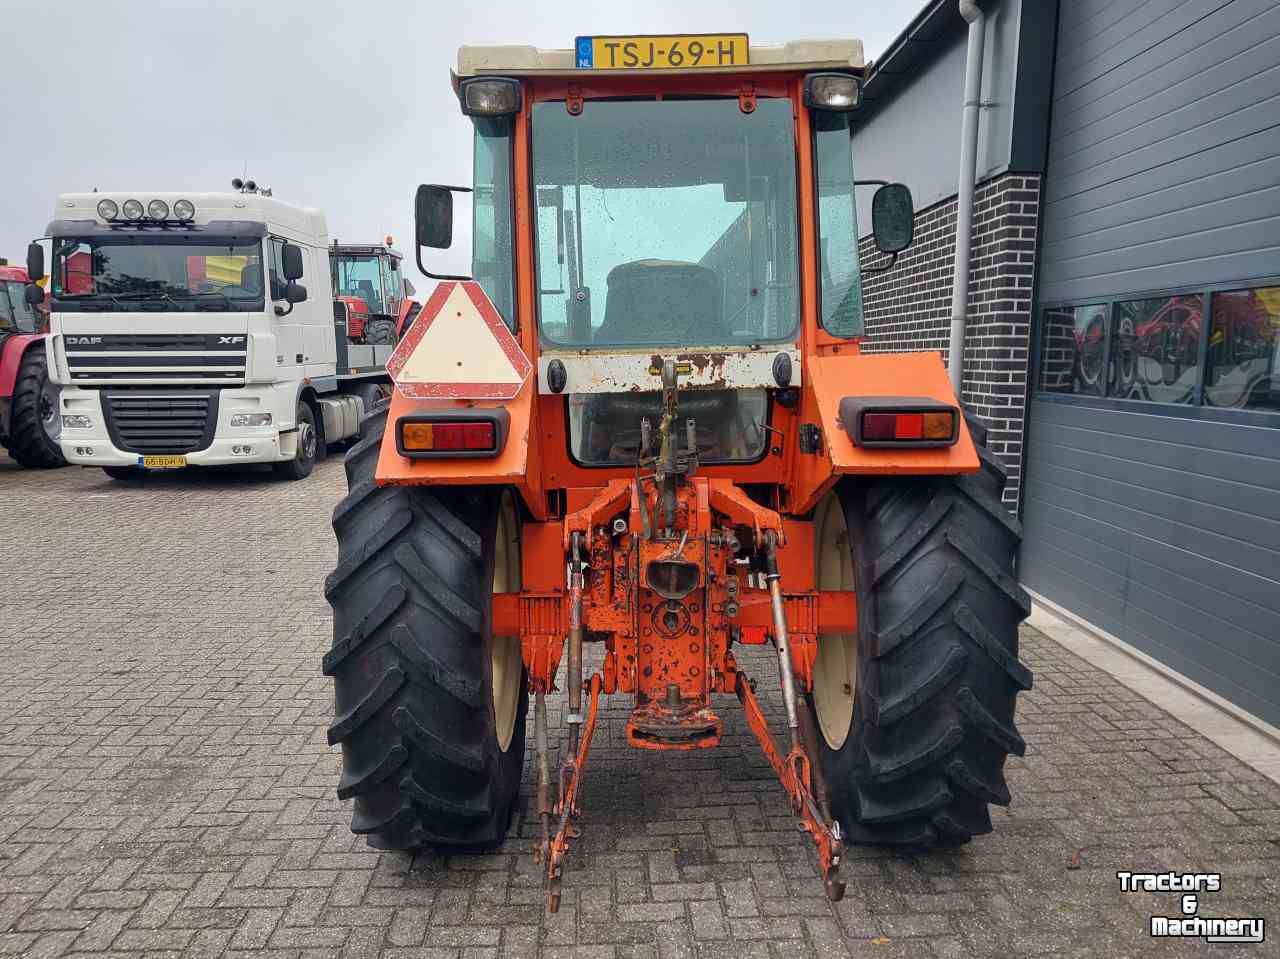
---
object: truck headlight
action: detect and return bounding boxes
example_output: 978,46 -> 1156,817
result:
230,412 -> 272,427
62,414 -> 93,429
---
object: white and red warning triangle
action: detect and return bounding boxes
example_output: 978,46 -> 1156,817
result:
386,280 -> 531,400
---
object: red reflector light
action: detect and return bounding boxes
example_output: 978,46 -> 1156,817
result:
861,412 -> 897,440
894,413 -> 924,440
401,421 -> 495,452
858,408 -> 957,445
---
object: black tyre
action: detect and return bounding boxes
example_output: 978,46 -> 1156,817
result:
7,346 -> 65,469
349,382 -> 389,418
323,401 -> 527,849
272,402 -> 317,481
364,318 -> 396,346
103,466 -> 144,481
809,413 -> 1032,847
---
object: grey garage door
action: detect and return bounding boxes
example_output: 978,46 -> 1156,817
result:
1021,0 -> 1280,727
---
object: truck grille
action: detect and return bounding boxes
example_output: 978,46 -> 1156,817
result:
64,333 -> 247,385
102,391 -> 219,455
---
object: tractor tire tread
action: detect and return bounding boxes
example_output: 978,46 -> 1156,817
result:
324,403 -> 524,851
7,348 -> 65,469
819,409 -> 1032,849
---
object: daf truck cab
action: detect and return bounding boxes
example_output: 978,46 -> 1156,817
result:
28,190 -> 387,481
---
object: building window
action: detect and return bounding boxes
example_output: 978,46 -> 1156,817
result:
1038,303 -> 1109,396
1205,287 -> 1280,413
1110,294 -> 1202,404
1038,284 -> 1279,420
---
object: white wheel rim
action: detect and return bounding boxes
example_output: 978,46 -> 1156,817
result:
812,493 -> 857,750
492,492 -> 522,752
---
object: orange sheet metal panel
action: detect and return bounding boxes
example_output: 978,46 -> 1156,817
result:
374,379 -> 548,518
791,351 -> 979,513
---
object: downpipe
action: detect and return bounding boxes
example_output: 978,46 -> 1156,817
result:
947,0 -> 988,397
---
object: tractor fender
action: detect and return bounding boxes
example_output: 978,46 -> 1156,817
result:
372,379 -> 546,518
792,350 -> 980,514
0,334 -> 46,399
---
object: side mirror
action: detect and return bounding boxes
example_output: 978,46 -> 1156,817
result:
415,185 -> 454,250
25,284 -> 44,306
413,183 -> 474,281
285,281 -> 307,304
871,183 -> 914,254
281,243 -> 304,281
26,242 -> 45,282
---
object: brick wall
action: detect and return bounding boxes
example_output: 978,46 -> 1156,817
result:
857,173 -> 1041,507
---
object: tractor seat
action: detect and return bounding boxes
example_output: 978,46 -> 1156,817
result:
596,259 -> 725,345
357,280 -> 379,314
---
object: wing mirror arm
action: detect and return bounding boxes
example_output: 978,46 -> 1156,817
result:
415,183 -> 474,281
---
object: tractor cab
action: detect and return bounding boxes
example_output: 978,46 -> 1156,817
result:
329,241 -> 419,345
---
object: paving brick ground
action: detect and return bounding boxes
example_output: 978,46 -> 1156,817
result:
1,453 -> 1278,958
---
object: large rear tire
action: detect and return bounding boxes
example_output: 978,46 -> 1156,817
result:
364,318 -> 397,346
323,401 -> 527,849
7,347 -> 65,469
811,413 -> 1032,847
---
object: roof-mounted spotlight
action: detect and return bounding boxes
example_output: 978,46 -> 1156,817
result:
458,77 -> 521,117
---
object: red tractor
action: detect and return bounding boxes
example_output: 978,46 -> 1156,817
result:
330,241 -> 422,346
0,262 -> 64,468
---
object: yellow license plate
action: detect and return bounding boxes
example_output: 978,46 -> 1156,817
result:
575,34 -> 748,71
140,455 -> 187,469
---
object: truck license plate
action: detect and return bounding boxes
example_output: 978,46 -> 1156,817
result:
139,455 -> 187,469
575,34 -> 748,71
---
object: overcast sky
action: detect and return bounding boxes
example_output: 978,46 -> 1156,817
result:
1,0 -> 922,280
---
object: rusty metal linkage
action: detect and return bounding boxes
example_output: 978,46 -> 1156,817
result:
546,672 -> 603,912
734,668 -> 845,902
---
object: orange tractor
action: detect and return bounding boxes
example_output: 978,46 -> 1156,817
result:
323,36 -> 1031,910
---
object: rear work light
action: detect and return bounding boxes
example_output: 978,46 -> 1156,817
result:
459,77 -> 522,117
396,409 -> 509,459
839,397 -> 960,448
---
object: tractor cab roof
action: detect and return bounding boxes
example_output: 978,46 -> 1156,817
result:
330,243 -> 403,262
455,38 -> 864,78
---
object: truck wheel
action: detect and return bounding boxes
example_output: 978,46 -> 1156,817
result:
810,413 -> 1032,847
350,382 -> 389,418
364,318 -> 397,346
272,402 -> 317,481
7,347 -> 65,469
323,401 -> 527,850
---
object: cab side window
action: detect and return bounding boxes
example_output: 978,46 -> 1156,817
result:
0,284 -> 15,332
266,237 -> 288,300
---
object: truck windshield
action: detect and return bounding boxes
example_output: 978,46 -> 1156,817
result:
50,237 -> 265,311
531,97 -> 799,349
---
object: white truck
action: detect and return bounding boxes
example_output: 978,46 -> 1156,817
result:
26,188 -> 393,480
